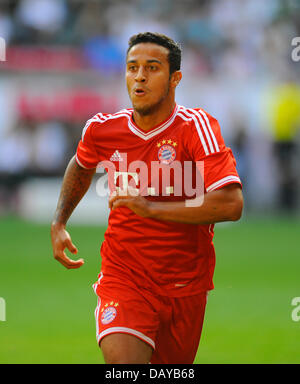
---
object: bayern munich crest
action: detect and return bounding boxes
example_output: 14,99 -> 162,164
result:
157,139 -> 177,165
100,302 -> 118,325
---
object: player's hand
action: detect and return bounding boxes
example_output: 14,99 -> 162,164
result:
50,223 -> 84,269
109,188 -> 152,218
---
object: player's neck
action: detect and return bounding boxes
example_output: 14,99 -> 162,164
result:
132,100 -> 176,132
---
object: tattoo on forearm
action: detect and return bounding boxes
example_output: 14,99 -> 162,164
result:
54,159 -> 95,225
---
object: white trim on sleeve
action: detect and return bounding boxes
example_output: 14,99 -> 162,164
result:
206,175 -> 241,192
75,154 -> 90,169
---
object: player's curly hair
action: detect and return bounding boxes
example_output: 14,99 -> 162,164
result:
127,32 -> 182,75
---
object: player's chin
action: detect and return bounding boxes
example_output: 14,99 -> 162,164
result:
132,100 -> 157,116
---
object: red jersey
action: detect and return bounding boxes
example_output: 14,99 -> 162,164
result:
76,104 -> 242,297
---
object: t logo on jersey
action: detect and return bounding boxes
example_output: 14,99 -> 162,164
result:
114,171 -> 139,195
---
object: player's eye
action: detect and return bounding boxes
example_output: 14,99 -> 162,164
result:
128,65 -> 137,71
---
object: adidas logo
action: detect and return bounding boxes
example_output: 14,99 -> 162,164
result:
110,150 -> 124,162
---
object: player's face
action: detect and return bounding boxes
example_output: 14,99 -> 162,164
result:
126,43 -> 177,115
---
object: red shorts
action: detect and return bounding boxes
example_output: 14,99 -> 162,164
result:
93,273 -> 208,364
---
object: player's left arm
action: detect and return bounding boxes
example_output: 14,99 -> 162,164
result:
109,183 -> 243,225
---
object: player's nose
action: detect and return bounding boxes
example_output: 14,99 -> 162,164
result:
135,66 -> 147,82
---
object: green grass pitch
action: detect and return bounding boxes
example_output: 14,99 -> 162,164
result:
0,215 -> 300,363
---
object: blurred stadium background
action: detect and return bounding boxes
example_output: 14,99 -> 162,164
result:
0,0 -> 300,364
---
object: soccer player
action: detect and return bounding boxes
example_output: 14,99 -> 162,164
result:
51,32 -> 243,364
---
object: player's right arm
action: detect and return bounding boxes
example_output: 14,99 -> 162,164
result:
51,156 -> 96,269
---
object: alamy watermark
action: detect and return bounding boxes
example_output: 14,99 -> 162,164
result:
291,37 -> 300,62
95,153 -> 205,207
0,37 -> 6,62
291,297 -> 300,322
0,297 -> 6,321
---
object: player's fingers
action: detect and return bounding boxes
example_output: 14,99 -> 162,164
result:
109,194 -> 130,209
54,250 -> 84,269
65,238 -> 78,254
108,195 -> 116,209
59,257 -> 84,269
109,193 -> 120,208
111,198 -> 130,210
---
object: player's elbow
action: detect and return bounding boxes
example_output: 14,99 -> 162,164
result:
229,191 -> 244,221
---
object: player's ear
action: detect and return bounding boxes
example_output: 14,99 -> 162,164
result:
170,70 -> 182,88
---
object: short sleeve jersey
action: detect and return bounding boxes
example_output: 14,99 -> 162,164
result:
76,104 -> 242,297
